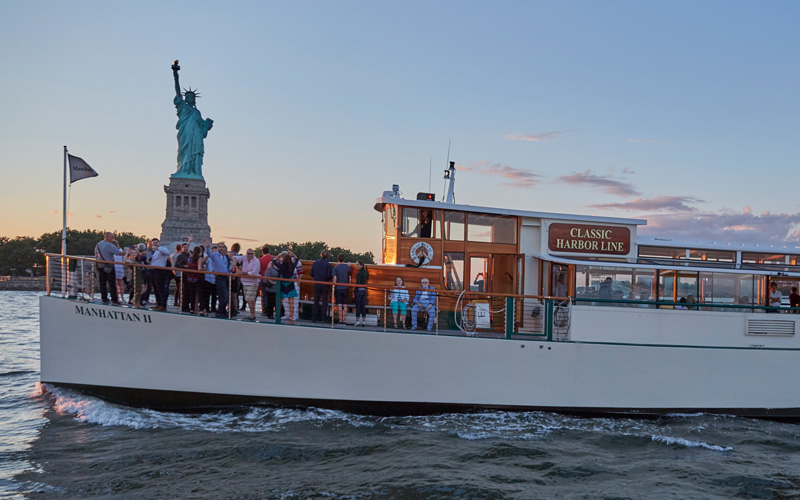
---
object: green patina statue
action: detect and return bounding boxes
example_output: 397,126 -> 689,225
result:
171,60 -> 213,179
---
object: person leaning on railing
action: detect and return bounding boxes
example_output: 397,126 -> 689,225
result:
94,231 -> 124,305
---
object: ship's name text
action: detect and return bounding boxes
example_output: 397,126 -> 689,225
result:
75,305 -> 153,323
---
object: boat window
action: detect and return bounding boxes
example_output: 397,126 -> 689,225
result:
401,208 -> 437,238
467,214 -> 516,244
384,205 -> 397,237
688,249 -> 735,262
443,252 -> 464,290
698,272 -> 738,305
470,257 -> 489,292
735,275 -> 760,306
742,252 -> 786,265
639,246 -> 685,260
574,266 -> 636,301
443,211 -> 465,241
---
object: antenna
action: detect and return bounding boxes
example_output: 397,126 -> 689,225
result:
442,139 -> 451,200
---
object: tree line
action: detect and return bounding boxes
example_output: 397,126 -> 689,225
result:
0,229 -> 374,276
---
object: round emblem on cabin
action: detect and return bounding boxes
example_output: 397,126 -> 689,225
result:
410,242 -> 434,266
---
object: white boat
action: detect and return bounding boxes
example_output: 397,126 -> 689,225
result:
39,169 -> 800,418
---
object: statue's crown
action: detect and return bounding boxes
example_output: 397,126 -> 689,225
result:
182,87 -> 201,98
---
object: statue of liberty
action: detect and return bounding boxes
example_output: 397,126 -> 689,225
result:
171,60 -> 213,179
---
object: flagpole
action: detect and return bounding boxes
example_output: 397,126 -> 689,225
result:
62,146 -> 68,296
63,146 -> 68,256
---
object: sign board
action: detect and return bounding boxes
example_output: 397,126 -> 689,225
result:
548,223 -> 631,255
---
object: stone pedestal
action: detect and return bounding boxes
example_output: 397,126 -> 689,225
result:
160,177 -> 211,244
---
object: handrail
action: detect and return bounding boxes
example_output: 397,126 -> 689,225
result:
572,297 -> 794,312
44,253 -> 567,300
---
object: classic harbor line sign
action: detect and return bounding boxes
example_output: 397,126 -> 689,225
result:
548,223 -> 631,255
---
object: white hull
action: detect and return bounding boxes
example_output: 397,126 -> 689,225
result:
39,296 -> 800,417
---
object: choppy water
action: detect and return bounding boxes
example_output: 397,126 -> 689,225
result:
3,291 -> 800,499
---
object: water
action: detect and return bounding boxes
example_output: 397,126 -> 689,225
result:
3,291 -> 800,499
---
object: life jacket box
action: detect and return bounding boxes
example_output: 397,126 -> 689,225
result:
470,300 -> 491,330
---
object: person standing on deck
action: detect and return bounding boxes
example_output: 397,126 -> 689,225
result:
149,238 -> 172,311
768,282 -> 782,313
332,254 -> 351,325
94,232 -> 124,304
233,248 -> 261,321
790,287 -> 800,313
354,261 -> 369,327
258,246 -> 273,316
207,243 -> 231,318
310,250 -> 332,322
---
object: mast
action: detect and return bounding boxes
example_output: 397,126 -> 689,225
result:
444,161 -> 456,204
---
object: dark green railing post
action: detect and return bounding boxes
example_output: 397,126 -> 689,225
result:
505,296 -> 514,339
275,285 -> 282,324
545,299 -> 554,341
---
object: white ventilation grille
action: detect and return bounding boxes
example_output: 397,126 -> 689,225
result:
746,319 -> 795,336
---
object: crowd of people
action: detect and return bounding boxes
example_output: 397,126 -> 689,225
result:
92,232 -> 439,330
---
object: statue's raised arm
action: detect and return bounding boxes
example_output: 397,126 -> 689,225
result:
172,60 -> 181,99
171,60 -> 213,180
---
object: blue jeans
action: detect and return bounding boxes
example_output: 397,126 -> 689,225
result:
215,279 -> 229,317
411,304 -> 435,330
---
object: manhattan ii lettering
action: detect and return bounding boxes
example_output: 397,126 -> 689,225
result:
75,305 -> 153,323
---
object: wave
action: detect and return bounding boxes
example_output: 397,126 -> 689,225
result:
651,434 -> 733,452
37,384 -> 736,452
0,370 -> 36,377
39,384 -> 375,433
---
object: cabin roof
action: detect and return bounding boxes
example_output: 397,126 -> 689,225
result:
636,235 -> 800,253
374,195 -> 647,226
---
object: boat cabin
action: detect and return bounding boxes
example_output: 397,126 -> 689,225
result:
374,188 -> 800,309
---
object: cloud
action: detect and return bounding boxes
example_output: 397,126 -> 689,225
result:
221,236 -> 260,242
556,169 -> 640,197
638,208 -> 800,244
588,196 -> 704,212
456,161 -> 541,189
51,210 -> 58,214
107,210 -> 116,213
506,130 -> 567,142
93,215 -> 102,219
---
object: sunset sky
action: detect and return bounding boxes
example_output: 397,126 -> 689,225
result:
1,1 -> 798,259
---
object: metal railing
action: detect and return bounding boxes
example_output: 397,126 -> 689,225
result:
572,297 -> 797,314
45,253 -> 571,341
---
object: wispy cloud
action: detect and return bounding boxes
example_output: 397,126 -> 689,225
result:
456,161 -> 541,189
93,215 -> 102,219
639,208 -> 800,244
222,236 -> 261,242
107,210 -> 116,214
588,196 -> 704,212
506,130 -> 567,142
556,169 -> 640,197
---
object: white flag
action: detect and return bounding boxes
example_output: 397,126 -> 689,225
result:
68,154 -> 98,184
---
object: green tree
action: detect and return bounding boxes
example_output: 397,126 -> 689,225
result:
37,229 -> 146,256
256,241 -> 375,264
0,236 -> 43,276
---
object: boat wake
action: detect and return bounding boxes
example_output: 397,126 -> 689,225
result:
37,384 -> 734,451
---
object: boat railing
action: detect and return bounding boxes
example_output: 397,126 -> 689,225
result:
45,253 -> 572,341
572,297 -> 798,314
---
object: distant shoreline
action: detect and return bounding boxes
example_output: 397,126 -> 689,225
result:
0,278 -> 46,291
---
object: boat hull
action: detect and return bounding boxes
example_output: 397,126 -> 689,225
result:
39,296 -> 800,418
